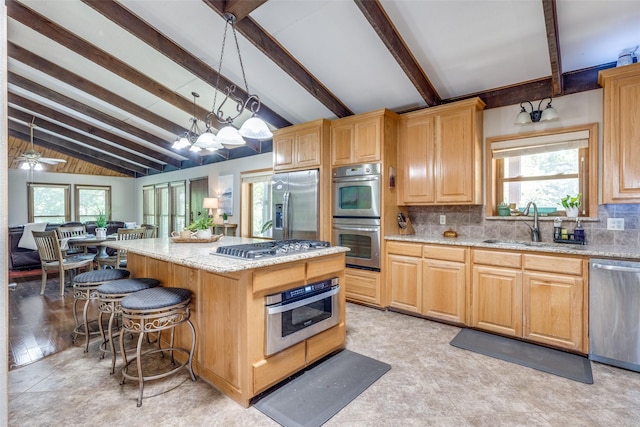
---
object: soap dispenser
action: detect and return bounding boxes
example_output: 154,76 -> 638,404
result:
574,219 -> 585,243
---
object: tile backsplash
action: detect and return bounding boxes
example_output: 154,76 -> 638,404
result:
407,204 -> 640,249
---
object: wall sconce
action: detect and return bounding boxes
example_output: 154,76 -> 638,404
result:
203,197 -> 219,217
515,97 -> 559,124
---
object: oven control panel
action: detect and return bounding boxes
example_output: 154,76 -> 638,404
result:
266,277 -> 339,305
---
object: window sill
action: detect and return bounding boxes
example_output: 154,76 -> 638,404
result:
486,216 -> 600,222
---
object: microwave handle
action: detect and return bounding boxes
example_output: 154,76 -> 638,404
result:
283,191 -> 290,240
266,286 -> 340,315
333,225 -> 379,232
333,176 -> 380,183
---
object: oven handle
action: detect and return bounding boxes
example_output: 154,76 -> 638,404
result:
333,176 -> 380,183
333,225 -> 379,232
266,286 -> 340,315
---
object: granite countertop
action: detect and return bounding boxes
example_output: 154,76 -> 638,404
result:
386,234 -> 640,261
104,237 -> 349,274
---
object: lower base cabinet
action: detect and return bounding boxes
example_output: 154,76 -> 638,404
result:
344,268 -> 383,307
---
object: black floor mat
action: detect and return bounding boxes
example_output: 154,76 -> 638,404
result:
450,329 -> 593,384
253,350 -> 391,427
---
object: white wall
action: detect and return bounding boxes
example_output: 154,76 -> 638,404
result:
134,153 -> 273,226
8,170 -> 137,226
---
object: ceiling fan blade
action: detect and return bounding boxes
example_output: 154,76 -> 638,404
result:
39,158 -> 67,164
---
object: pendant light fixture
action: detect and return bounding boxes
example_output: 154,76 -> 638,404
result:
173,92 -> 202,150
192,12 -> 272,152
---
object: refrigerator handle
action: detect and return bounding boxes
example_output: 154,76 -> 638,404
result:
283,191 -> 290,240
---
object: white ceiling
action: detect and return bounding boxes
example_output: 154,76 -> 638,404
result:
6,0 -> 640,176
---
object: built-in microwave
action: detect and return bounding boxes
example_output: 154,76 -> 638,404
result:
332,164 -> 381,218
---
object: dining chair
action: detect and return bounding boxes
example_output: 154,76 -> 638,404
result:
140,224 -> 157,238
56,225 -> 88,256
32,230 -> 94,296
97,227 -> 145,269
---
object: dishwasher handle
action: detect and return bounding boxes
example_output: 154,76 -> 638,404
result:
592,262 -> 640,274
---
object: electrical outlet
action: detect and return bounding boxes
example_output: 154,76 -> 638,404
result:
440,214 -> 446,225
607,218 -> 625,231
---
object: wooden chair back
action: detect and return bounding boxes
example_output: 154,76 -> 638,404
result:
32,230 -> 63,263
56,225 -> 88,254
141,224 -> 157,238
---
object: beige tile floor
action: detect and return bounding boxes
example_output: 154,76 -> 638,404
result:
9,302 -> 640,426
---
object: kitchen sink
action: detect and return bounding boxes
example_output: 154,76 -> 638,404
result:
481,239 -> 562,248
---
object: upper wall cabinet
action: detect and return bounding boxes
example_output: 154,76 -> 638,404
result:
599,63 -> 640,204
398,97 -> 485,205
272,119 -> 330,172
330,109 -> 398,167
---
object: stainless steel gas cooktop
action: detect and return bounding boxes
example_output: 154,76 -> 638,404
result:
215,239 -> 330,259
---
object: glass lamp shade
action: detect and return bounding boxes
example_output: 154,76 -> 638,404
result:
172,135 -> 191,149
34,163 -> 43,171
515,109 -> 532,125
215,125 -> 245,146
238,116 -> 273,140
540,105 -> 559,121
20,162 -> 31,170
193,131 -> 223,151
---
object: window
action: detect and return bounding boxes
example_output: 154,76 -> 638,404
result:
486,124 -> 598,217
241,169 -> 272,239
142,185 -> 155,226
27,183 -> 71,223
75,185 -> 111,222
142,181 -> 185,238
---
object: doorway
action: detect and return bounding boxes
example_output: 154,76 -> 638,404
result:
189,177 -> 209,227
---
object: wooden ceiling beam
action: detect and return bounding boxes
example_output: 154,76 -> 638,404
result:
82,0 -> 291,129
7,0 -> 211,157
223,0 -> 267,22
542,0 -> 563,96
354,0 -> 441,107
8,92 -> 182,168
8,106 -> 154,174
8,72 -> 187,167
8,42 -> 188,138
202,0 -> 353,119
8,125 -> 138,177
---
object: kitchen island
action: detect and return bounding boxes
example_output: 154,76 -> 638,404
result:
104,236 -> 348,407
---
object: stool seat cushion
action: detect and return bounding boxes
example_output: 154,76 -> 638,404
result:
97,278 -> 161,294
74,269 -> 130,284
121,287 -> 192,311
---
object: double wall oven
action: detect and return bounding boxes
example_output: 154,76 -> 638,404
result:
332,163 -> 382,271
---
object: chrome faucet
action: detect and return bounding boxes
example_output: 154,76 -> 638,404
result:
522,201 -> 540,242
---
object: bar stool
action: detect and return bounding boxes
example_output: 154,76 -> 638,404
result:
97,278 -> 161,374
72,269 -> 131,352
119,287 -> 196,407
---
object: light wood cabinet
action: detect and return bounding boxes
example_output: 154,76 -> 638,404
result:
344,267 -> 383,307
330,109 -> 397,167
272,119 -> 329,171
398,97 -> 485,205
386,241 -> 467,323
471,249 -> 587,352
599,62 -> 640,203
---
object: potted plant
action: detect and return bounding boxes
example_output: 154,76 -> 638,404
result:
561,193 -> 582,217
221,212 -> 228,224
188,216 -> 213,239
95,210 -> 109,239
497,202 -> 511,217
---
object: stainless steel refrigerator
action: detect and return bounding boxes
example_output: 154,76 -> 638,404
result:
272,169 -> 319,241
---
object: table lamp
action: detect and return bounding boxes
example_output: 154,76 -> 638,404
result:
203,197 -> 218,217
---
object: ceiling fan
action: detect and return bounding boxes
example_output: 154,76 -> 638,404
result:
15,118 -> 66,170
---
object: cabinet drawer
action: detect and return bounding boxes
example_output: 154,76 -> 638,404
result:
423,245 -> 466,262
473,249 -> 521,268
253,341 -> 305,394
387,241 -> 422,257
523,254 -> 584,276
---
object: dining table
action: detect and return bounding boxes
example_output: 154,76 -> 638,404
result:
65,234 -> 117,260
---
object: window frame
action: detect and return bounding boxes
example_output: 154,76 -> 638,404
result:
27,182 -> 71,223
240,168 -> 273,239
485,123 -> 598,218
74,184 -> 112,222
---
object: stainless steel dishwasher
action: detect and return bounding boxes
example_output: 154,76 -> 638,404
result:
589,258 -> 640,372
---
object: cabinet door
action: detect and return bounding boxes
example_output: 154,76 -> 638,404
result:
331,123 -> 354,166
353,117 -> 380,163
435,108 -> 475,203
523,272 -> 584,351
422,258 -> 466,324
295,129 -> 321,169
273,133 -> 295,170
387,254 -> 422,313
344,268 -> 382,307
471,265 -> 522,337
601,65 -> 640,203
398,114 -> 435,204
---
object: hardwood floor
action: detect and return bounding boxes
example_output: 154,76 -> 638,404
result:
7,272 -> 92,370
